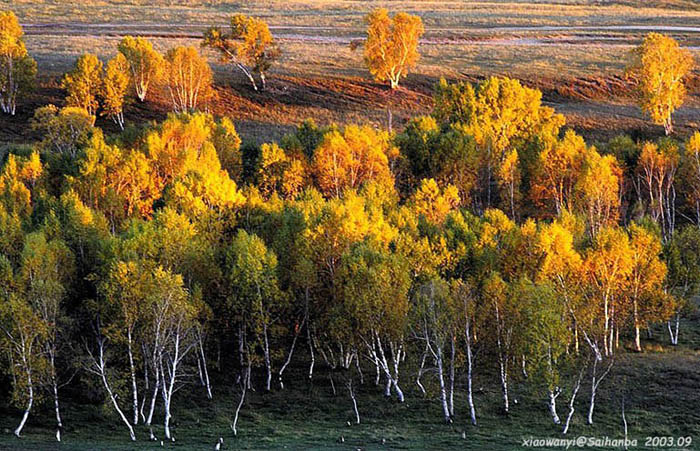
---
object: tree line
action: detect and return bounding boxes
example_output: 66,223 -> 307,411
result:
0,6 -> 698,445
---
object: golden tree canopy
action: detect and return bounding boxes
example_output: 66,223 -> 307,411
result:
627,33 -> 694,135
312,124 -> 397,198
363,9 -> 424,89
62,53 -> 103,118
164,46 -> 214,113
117,36 -> 165,102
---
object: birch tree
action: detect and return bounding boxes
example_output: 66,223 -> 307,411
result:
0,11 -> 36,115
627,33 -> 694,135
362,9 -> 424,89
412,277 -> 457,423
0,256 -> 49,438
118,36 -> 164,102
203,14 -> 279,91
226,229 -> 286,392
62,53 -> 103,119
18,232 -> 74,435
336,243 -> 411,401
163,46 -> 215,113
101,53 -> 130,130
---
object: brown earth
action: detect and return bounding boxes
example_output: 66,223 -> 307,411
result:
2,69 -> 699,147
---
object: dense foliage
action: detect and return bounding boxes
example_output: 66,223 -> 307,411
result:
0,8 -> 698,446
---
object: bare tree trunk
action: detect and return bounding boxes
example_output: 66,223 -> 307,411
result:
667,313 -> 680,345
232,364 -> 250,436
435,345 -> 451,423
465,321 -> 477,426
498,356 -> 509,414
416,344 -> 428,396
127,331 -> 139,425
448,336 -> 456,417
562,364 -> 586,435
587,358 -> 613,425
88,338 -> 136,441
14,370 -> 33,437
280,315 -> 305,389
198,334 -> 213,399
348,379 -> 360,424
548,388 -> 561,424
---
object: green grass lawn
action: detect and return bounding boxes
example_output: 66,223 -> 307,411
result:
1,319 -> 699,450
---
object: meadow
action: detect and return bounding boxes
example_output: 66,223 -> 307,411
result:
2,0 -> 700,146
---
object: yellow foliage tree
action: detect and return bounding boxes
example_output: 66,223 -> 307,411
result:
118,36 -> 165,102
411,178 -> 460,225
203,14 -> 279,91
627,33 -> 694,135
532,130 -> 589,216
164,46 -> 215,113
575,150 -> 622,237
62,53 -> 103,119
31,105 -> 94,157
682,132 -> 700,223
434,77 -> 564,209
101,53 -> 131,130
0,11 -> 36,115
363,9 -> 424,89
637,140 -> 679,240
312,124 -> 396,198
625,224 -> 668,352
498,149 -> 520,220
258,143 -> 305,199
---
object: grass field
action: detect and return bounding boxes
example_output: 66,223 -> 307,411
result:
1,318 -> 700,450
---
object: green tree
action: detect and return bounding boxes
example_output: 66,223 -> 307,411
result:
226,230 -> 286,392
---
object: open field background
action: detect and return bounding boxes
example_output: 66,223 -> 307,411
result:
1,0 -> 700,145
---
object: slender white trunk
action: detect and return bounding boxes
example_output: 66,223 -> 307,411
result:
49,351 -> 62,430
146,363 -> 159,426
348,380 -> 360,424
499,356 -> 509,414
91,339 -> 136,441
465,320 -> 476,426
14,370 -> 33,437
435,345 -> 451,423
416,345 -> 428,396
279,315 -> 304,389
127,331 -> 139,425
448,337 -> 456,417
548,389 -> 561,424
667,313 -> 680,345
198,335 -> 212,399
232,365 -> 250,436
562,365 -> 585,435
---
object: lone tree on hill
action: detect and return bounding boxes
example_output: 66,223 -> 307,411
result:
361,9 -> 424,89
627,32 -> 694,135
203,14 -> 280,91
